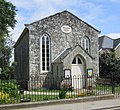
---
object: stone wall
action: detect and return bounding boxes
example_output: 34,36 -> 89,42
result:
14,29 -> 29,80
27,11 -> 100,76
62,46 -> 93,72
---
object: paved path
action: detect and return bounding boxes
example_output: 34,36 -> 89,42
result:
10,98 -> 120,110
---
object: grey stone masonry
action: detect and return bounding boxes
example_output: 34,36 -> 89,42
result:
26,10 -> 100,76
14,10 -> 100,89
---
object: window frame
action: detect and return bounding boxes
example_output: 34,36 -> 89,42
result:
72,56 -> 82,64
81,36 -> 90,53
40,33 -> 51,72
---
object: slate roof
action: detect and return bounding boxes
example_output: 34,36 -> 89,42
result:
113,38 -> 120,49
99,36 -> 104,50
53,48 -> 72,62
53,45 -> 93,63
99,35 -> 120,50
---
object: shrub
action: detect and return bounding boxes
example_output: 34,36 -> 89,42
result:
0,91 -> 10,104
0,80 -> 19,98
60,79 -> 72,91
0,91 -> 9,100
99,51 -> 120,82
65,94 -> 75,98
77,91 -> 87,97
59,79 -> 73,99
77,90 -> 95,97
59,89 -> 67,99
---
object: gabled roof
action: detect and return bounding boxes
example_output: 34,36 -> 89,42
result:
99,35 -> 120,50
14,28 -> 29,48
26,10 -> 100,33
53,48 -> 72,63
15,10 -> 100,48
98,35 -> 112,50
99,35 -> 113,50
53,45 -> 93,63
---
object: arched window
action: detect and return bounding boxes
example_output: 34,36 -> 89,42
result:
72,56 -> 82,64
41,34 -> 50,72
81,36 -> 90,52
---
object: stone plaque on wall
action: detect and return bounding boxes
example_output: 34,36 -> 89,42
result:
61,25 -> 72,33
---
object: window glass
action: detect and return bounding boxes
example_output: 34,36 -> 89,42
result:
41,34 -> 50,71
72,56 -> 82,64
81,36 -> 89,52
72,58 -> 76,64
78,57 -> 82,64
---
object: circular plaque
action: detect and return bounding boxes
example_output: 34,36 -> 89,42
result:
61,25 -> 72,33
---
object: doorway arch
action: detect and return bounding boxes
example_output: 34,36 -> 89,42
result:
71,55 -> 85,89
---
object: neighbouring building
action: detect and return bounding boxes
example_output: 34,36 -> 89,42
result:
14,10 -> 100,90
99,35 -> 120,57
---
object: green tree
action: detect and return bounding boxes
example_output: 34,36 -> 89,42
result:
99,51 -> 120,82
0,0 -> 17,34
0,0 -> 17,79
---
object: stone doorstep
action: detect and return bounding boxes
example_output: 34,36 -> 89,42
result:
0,94 -> 114,110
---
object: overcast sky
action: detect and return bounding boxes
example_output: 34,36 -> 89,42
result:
8,0 -> 120,41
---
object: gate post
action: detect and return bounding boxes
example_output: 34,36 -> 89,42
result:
111,73 -> 115,94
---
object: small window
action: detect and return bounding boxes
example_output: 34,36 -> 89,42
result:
81,36 -> 90,52
72,56 -> 82,64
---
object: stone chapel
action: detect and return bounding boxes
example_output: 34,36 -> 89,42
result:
14,10 -> 100,89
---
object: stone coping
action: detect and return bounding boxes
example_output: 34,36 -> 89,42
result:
0,94 -> 114,110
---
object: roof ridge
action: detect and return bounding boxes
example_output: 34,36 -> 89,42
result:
25,10 -> 100,32
27,10 -> 69,25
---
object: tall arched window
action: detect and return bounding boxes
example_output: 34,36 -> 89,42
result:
41,33 -> 50,72
81,36 -> 90,53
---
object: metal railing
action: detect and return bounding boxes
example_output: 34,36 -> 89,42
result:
0,75 -> 114,105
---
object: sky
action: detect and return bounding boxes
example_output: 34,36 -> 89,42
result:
8,0 -> 120,42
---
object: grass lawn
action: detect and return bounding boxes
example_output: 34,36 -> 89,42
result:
2,84 -> 120,105
32,89 -> 60,93
22,94 -> 59,102
95,84 -> 120,93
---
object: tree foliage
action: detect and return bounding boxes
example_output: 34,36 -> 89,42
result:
0,0 -> 17,34
99,51 -> 120,78
0,0 -> 17,79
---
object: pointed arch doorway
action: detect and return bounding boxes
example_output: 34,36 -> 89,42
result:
71,55 -> 84,89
